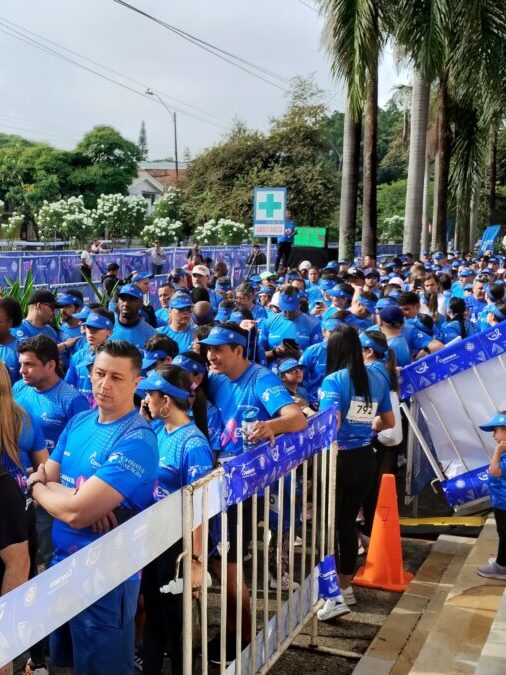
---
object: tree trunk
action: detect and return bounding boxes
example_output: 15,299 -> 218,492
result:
339,97 -> 362,260
488,123 -> 497,224
361,55 -> 378,257
432,77 -> 451,252
469,173 -> 481,251
403,72 -> 430,255
420,151 -> 431,252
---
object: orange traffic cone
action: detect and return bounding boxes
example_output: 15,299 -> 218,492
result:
353,473 -> 413,592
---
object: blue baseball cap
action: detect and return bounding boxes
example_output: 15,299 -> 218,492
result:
479,412 -> 506,431
172,354 -> 207,375
118,284 -> 143,300
84,312 -> 114,330
459,268 -> 475,277
279,293 -> 300,312
322,318 -> 341,331
72,305 -> 92,320
375,297 -> 398,311
200,325 -> 247,347
356,295 -> 376,314
278,358 -> 304,374
248,274 -> 262,284
169,295 -> 192,310
142,349 -> 170,370
137,370 -> 190,399
285,272 -> 299,280
58,293 -> 84,307
326,287 -> 352,300
132,271 -> 154,280
257,287 -> 274,296
379,305 -> 405,327
326,260 -> 339,269
215,305 -> 234,322
319,279 -> 336,291
434,252 -> 444,260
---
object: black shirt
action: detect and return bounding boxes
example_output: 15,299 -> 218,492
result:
0,467 -> 28,589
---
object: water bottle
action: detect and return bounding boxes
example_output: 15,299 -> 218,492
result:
241,407 -> 258,450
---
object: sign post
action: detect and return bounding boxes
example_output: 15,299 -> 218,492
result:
253,187 -> 286,271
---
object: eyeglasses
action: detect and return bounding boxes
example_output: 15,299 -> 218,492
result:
192,274 -> 203,278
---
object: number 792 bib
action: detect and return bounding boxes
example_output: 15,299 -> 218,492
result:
346,398 -> 378,424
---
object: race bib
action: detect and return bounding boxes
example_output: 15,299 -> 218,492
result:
346,398 -> 378,424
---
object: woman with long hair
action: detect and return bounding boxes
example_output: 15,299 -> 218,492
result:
0,296 -> 23,384
138,365 -> 213,675
440,297 -> 477,344
318,325 -> 394,621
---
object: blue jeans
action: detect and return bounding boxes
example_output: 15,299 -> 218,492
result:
50,580 -> 140,674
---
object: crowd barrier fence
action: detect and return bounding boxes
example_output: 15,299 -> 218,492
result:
0,408 -> 340,674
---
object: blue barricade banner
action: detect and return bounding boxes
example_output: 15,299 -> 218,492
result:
400,323 -> 506,400
479,225 -> 501,255
223,407 -> 337,506
441,465 -> 490,508
318,554 -> 341,599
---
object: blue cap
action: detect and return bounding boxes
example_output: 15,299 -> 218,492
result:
322,318 -> 341,331
279,293 -> 300,312
215,306 -> 234,322
464,283 -> 473,291
72,305 -> 92,320
434,252 -> 444,260
389,289 -> 402,301
58,293 -> 84,307
172,354 -> 207,375
200,325 -> 247,347
479,412 -> 506,431
257,287 -> 274,296
459,269 -> 475,277
248,274 -> 262,284
118,284 -> 143,300
379,305 -> 405,327
285,272 -> 299,280
326,287 -> 352,300
319,280 -> 336,291
137,370 -> 190,399
326,261 -> 339,269
132,271 -> 154,281
337,259 -> 348,265
278,358 -> 304,374
142,349 -> 169,370
84,312 -> 114,330
359,331 -> 389,356
169,295 -> 192,310
375,297 -> 398,311
356,295 -> 376,314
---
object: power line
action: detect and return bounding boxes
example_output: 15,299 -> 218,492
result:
0,20 -> 228,130
0,15 -> 228,126
112,0 -> 290,91
294,0 -> 319,13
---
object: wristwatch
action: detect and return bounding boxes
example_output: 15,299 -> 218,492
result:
27,478 -> 44,496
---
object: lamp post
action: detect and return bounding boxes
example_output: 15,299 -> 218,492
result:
146,88 -> 179,178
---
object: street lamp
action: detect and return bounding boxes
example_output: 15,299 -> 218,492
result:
146,88 -> 179,178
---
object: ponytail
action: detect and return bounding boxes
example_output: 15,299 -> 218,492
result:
364,330 -> 399,394
448,297 -> 468,339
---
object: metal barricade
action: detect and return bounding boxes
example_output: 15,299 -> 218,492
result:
181,408 -> 339,674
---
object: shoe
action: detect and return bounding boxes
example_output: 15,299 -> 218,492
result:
134,647 -> 143,671
341,586 -> 357,606
294,535 -> 303,547
269,573 -> 300,591
317,597 -> 350,621
208,632 -> 247,665
476,561 -> 506,580
25,660 -> 48,675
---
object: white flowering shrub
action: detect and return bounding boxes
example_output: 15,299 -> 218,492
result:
141,218 -> 183,246
93,193 -> 147,241
3,211 -> 23,240
193,218 -> 250,246
153,187 -> 183,221
37,196 -> 96,243
380,215 -> 404,243
0,199 -> 4,216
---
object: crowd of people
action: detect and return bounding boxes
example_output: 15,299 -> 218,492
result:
1,243 -> 506,675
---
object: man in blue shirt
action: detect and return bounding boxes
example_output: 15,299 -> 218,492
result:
190,264 -> 221,313
110,284 -> 157,349
235,282 -> 268,325
201,323 -> 306,661
13,289 -> 63,343
274,208 -> 297,272
26,340 -> 159,674
466,277 -> 488,323
158,294 -> 195,353
57,289 -> 86,343
300,318 -> 340,405
155,282 -> 174,326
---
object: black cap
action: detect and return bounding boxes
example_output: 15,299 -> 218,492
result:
28,290 -> 62,308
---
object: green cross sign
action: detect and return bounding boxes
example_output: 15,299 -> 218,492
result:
258,193 -> 282,217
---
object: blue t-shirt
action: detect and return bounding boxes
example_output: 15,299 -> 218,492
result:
110,318 -> 157,349
319,367 -> 392,450
153,422 -> 213,500
440,319 -> 477,344
403,320 -> 432,353
209,362 -> 293,457
58,323 -> 83,342
157,324 -> 193,353
51,408 -> 159,562
261,312 -> 323,352
0,415 -> 46,493
277,220 -> 296,244
466,295 -> 487,323
13,320 -> 58,343
488,455 -> 506,510
155,307 -> 169,327
0,336 -> 20,384
65,346 -> 95,407
13,379 -> 90,453
299,341 -> 327,403
387,335 -> 411,367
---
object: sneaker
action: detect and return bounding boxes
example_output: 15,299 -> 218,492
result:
134,647 -> 143,671
476,561 -> 506,580
208,632 -> 247,666
317,597 -> 351,621
269,573 -> 300,591
25,660 -> 48,675
341,586 -> 357,606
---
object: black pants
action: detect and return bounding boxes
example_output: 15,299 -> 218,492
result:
335,446 -> 376,575
142,542 -> 183,675
153,264 -> 163,276
275,242 -> 292,271
494,508 -> 506,567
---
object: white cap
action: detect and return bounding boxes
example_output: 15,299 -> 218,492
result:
389,276 -> 404,286
191,264 -> 210,277
269,291 -> 281,308
298,260 -> 312,271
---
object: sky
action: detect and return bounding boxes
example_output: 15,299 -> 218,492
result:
0,0 -> 411,160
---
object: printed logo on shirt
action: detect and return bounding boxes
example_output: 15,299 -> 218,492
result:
88,451 -> 101,468
107,453 -> 145,478
41,413 -> 64,426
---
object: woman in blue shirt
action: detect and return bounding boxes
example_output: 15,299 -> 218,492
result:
440,297 -> 477,344
0,296 -> 23,384
318,325 -> 394,621
138,365 -> 213,675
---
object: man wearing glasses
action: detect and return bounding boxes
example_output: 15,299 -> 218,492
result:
190,264 -> 221,313
13,290 -> 63,343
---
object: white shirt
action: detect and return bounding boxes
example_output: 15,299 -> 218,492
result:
81,250 -> 92,267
